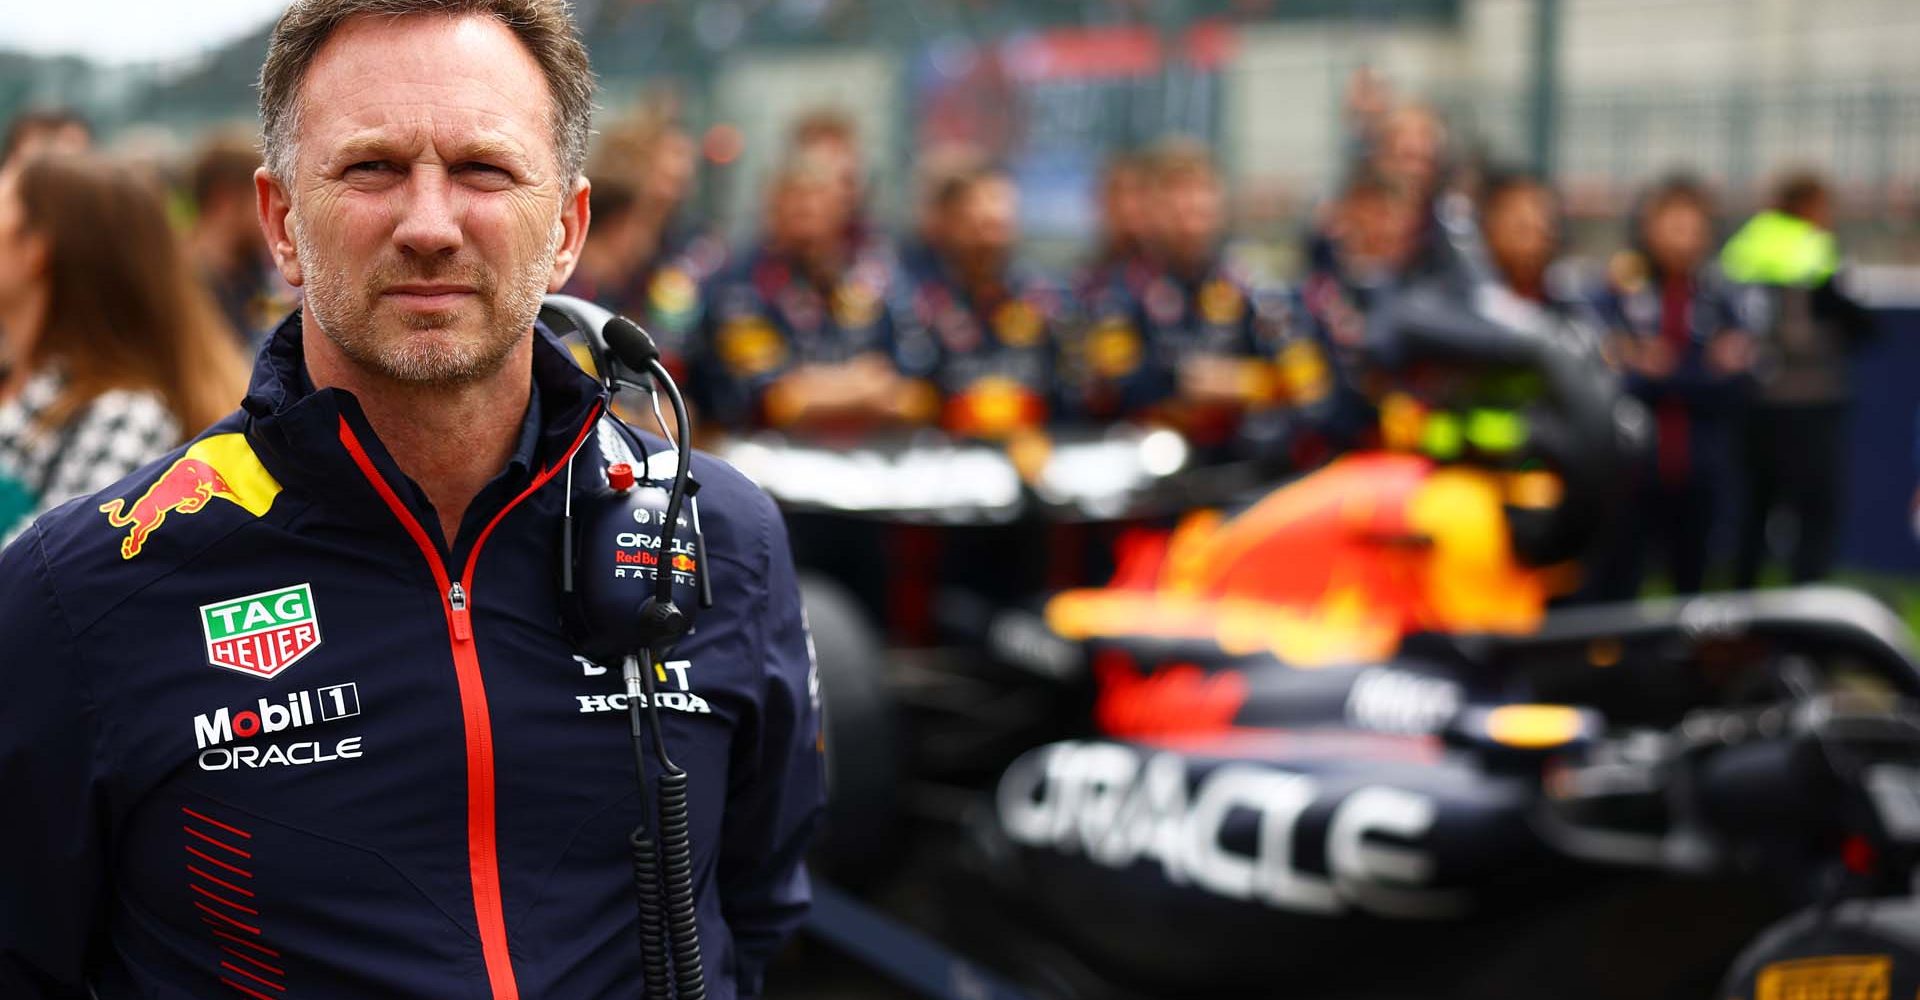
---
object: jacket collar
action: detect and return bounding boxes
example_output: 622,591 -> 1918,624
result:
240,310 -> 605,525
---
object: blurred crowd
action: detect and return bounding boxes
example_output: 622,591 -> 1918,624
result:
0,80 -> 1881,596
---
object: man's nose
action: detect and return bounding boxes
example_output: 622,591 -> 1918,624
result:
392,170 -> 464,258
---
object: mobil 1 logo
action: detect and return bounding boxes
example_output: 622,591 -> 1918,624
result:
201,583 -> 322,679
192,683 -> 365,771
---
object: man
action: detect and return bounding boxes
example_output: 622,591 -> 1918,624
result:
896,164 -> 1068,440
187,135 -> 291,345
787,108 -> 877,262
1072,152 -> 1153,306
0,3 -> 823,998
1082,141 -> 1329,462
1298,168 -> 1419,448
566,112 -> 723,369
1588,175 -> 1756,598
691,153 -> 922,434
1722,171 -> 1875,587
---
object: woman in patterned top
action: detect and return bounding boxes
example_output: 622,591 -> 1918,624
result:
0,152 -> 249,543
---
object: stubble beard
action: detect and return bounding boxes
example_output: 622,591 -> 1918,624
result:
294,213 -> 559,388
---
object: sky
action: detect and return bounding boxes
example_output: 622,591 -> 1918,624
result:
2,0 -> 289,64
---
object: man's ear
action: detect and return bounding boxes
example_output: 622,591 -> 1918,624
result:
255,166 -> 303,287
548,175 -> 591,292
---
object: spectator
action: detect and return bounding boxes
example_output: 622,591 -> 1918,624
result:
1081,139 -> 1325,461
895,164 -> 1068,440
572,112 -> 723,363
1303,168 -> 1417,353
789,108 -> 876,258
0,108 -> 91,170
0,153 -> 249,543
1589,175 -> 1756,598
1723,171 -> 1876,586
1479,171 -> 1563,301
1372,103 -> 1447,204
899,142 -> 988,288
187,134 -> 288,346
561,174 -> 650,313
1475,169 -> 1607,345
1075,152 -> 1154,303
690,154 -> 921,434
1298,168 -> 1422,453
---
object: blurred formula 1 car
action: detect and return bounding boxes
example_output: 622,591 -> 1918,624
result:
737,206 -> 1920,999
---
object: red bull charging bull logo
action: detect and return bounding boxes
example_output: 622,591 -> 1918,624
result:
98,434 -> 283,560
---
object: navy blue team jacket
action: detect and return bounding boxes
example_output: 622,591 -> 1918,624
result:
0,313 -> 825,998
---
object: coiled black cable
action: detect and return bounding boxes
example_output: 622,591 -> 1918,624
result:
624,666 -> 672,999
637,646 -> 706,1000
602,352 -> 705,997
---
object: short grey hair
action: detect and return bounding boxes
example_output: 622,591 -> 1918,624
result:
257,0 -> 595,180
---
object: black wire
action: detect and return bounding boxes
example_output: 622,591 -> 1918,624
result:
644,358 -> 695,611
607,357 -> 704,997
625,669 -> 671,998
638,647 -> 706,999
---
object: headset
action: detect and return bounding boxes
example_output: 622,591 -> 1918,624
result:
539,293 -> 712,999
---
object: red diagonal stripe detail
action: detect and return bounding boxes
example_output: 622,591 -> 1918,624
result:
185,845 -> 253,879
210,928 -> 280,957
188,864 -> 256,899
181,807 -> 253,840
220,960 -> 285,992
222,977 -> 279,1000
195,903 -> 261,935
184,826 -> 252,859
222,947 -> 286,978
192,883 -> 260,915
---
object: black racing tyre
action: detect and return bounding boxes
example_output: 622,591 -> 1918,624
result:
801,573 -> 905,889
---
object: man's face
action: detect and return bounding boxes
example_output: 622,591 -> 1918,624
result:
1340,189 -> 1415,271
1483,186 -> 1557,290
257,13 -> 587,387
768,177 -> 841,257
1157,170 -> 1224,265
1379,108 -> 1442,193
1643,199 -> 1710,275
948,176 -> 1017,271
798,135 -> 862,222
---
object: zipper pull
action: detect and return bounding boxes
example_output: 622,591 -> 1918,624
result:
448,582 -> 473,642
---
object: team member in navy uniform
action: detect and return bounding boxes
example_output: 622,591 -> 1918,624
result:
895,164 -> 1070,440
1082,142 -> 1333,462
0,3 -> 823,997
690,154 -> 922,435
563,118 -> 723,378
1588,175 -> 1757,598
1072,152 -> 1155,310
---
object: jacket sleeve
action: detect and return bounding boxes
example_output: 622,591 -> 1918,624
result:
0,526 -> 110,998
719,495 -> 825,996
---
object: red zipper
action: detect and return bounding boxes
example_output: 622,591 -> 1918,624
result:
338,404 -> 601,1000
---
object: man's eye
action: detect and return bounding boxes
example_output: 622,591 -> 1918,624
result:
456,163 -> 513,182
345,161 -> 395,176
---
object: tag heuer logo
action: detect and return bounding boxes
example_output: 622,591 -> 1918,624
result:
201,584 -> 322,679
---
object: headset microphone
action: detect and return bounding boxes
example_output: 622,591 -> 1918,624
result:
538,295 -> 709,999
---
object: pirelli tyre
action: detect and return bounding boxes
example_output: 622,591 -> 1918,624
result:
1720,897 -> 1920,1000
801,573 -> 905,888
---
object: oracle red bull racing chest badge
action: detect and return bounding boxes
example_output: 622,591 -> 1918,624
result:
200,583 -> 322,679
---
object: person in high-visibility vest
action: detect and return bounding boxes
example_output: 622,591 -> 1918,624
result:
1720,172 -> 1876,587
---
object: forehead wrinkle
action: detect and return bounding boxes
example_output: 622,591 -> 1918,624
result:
293,14 -> 560,173
326,124 -> 534,169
